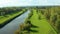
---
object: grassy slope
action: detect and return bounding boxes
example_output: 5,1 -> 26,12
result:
30,9 -> 57,34
0,11 -> 24,24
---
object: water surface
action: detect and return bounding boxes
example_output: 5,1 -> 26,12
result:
0,10 -> 30,34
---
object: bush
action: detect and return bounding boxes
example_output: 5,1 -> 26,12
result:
14,30 -> 19,34
57,20 -> 60,33
41,10 -> 44,14
28,10 -> 33,19
45,13 -> 51,20
52,14 -> 57,26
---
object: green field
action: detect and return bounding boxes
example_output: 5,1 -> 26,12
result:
29,9 -> 57,34
0,11 -> 25,24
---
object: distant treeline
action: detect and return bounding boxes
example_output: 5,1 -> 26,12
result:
0,7 -> 26,16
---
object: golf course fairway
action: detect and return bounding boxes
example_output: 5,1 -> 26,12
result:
29,9 -> 57,34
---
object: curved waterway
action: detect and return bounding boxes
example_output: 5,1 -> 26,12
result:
0,10 -> 30,34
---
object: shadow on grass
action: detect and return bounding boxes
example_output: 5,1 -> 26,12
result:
31,24 -> 39,28
27,20 -> 39,28
25,29 -> 38,33
30,29 -> 38,33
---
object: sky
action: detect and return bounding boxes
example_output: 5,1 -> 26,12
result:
0,0 -> 60,7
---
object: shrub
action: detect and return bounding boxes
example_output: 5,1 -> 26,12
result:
57,20 -> 60,33
41,10 -> 44,14
14,30 -> 19,34
52,14 -> 57,26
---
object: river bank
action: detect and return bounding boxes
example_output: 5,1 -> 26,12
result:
0,9 -> 27,28
16,9 -> 57,34
0,10 -> 30,34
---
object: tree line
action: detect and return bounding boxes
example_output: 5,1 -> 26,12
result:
37,6 -> 60,34
0,7 -> 25,16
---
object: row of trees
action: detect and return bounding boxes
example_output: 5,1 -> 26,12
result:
38,6 -> 60,34
0,7 -> 24,16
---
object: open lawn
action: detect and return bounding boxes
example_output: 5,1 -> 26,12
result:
30,9 -> 57,34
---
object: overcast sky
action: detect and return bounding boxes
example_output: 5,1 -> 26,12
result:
0,0 -> 60,7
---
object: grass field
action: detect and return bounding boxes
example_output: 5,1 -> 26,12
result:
0,11 -> 25,24
29,9 -> 57,34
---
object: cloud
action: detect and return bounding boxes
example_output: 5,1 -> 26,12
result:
0,0 -> 60,7
0,0 -> 34,7
47,0 -> 60,5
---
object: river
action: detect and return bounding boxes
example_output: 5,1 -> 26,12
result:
0,10 -> 30,34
